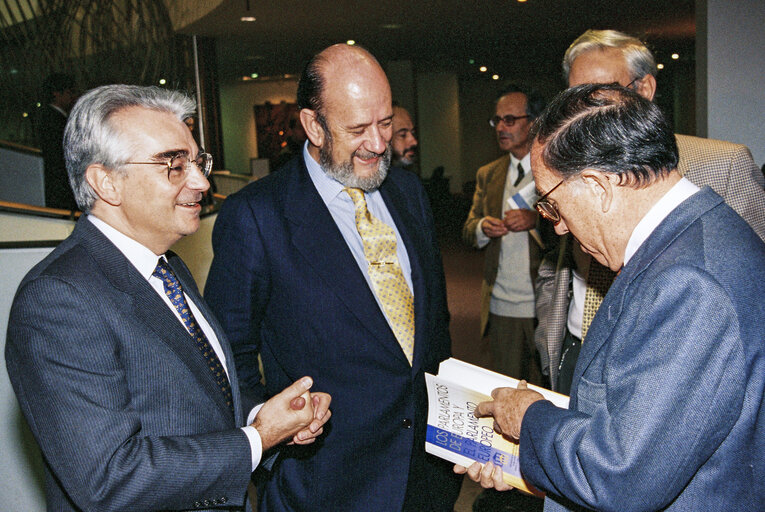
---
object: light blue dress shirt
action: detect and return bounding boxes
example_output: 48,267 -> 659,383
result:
302,143 -> 414,320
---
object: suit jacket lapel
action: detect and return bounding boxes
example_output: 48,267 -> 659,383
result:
379,175 -> 430,371
282,161 -> 407,363
487,155 -> 510,219
166,253 -> 243,424
75,218 -> 236,423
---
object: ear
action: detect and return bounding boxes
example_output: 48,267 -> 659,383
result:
580,170 -> 615,213
635,74 -> 657,101
300,109 -> 326,148
85,164 -> 122,206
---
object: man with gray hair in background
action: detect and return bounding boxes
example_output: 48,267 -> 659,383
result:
534,29 -> 765,395
6,84 -> 330,511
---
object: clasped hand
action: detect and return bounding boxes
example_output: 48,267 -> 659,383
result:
481,209 -> 537,238
252,376 -> 332,451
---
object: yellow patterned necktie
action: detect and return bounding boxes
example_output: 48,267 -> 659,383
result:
580,257 -> 617,341
345,187 -> 415,364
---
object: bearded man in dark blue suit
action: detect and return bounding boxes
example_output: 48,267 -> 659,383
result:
205,44 -> 462,511
459,83 -> 765,511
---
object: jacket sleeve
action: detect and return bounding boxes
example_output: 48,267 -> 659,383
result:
205,191 -> 270,402
722,144 -> 765,242
533,248 -> 559,377
462,167 -> 488,247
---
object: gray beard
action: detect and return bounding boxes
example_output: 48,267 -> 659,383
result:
320,140 -> 391,192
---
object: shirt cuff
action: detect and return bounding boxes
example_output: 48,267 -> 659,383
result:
241,403 -> 265,471
476,217 -> 490,248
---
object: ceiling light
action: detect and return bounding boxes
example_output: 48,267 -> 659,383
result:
671,53 -> 679,60
22,112 -> 28,117
347,40 -> 356,46
479,66 -> 487,72
469,59 -> 475,65
518,0 -> 527,2
158,78 -> 166,85
657,63 -> 665,70
241,16 -> 256,22
251,73 -> 259,79
242,76 -> 252,81
492,74 -> 499,80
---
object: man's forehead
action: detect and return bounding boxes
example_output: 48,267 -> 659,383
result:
496,92 -> 527,114
393,107 -> 413,126
569,47 -> 630,86
110,106 -> 193,153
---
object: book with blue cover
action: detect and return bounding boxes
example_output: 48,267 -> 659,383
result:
425,358 -> 569,496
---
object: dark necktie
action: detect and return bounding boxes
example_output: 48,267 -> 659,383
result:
152,259 -> 233,412
513,162 -> 525,187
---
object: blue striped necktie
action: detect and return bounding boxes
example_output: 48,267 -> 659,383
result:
153,259 -> 233,413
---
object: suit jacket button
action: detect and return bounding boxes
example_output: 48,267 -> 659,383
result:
402,418 -> 412,428
203,499 -> 211,506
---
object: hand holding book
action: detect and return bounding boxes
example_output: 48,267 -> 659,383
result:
475,381 -> 545,440
425,358 -> 568,495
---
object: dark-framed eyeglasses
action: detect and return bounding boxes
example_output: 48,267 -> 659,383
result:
625,75 -> 642,90
534,179 -> 565,223
489,114 -> 530,128
127,151 -> 213,183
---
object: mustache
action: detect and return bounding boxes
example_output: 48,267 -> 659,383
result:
354,147 -> 389,160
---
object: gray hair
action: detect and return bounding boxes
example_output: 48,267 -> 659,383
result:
562,29 -> 657,84
63,84 -> 196,211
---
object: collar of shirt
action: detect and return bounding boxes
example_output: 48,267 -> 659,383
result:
302,140 -> 389,211
303,140 -> 349,206
508,152 -> 531,174
87,214 -> 165,276
624,177 -> 700,265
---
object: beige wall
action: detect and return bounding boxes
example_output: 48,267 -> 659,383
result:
0,212 -> 217,291
416,72 -> 462,192
0,213 -> 75,242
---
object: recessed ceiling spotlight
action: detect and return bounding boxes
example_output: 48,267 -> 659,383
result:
469,58 -> 475,65
492,74 -> 500,80
657,63 -> 665,70
158,78 -> 166,85
671,53 -> 679,60
241,16 -> 256,22
251,73 -> 259,79
347,40 -> 356,46
479,66 -> 487,72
